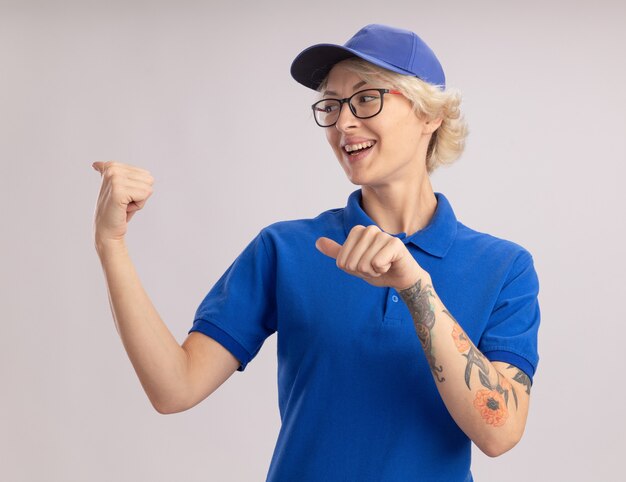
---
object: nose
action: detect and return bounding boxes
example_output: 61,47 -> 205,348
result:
334,101 -> 360,132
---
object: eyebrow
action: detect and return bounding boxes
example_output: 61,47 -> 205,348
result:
323,80 -> 367,96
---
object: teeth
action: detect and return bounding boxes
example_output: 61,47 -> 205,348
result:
344,141 -> 375,152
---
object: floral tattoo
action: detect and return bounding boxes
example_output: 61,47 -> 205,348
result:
474,388 -> 508,427
444,309 -> 518,427
399,281 -> 532,428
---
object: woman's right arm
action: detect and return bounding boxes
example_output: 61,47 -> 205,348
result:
92,161 -> 240,414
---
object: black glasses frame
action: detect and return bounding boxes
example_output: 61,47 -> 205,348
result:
311,88 -> 403,127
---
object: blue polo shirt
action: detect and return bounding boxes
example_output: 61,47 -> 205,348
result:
189,188 -> 541,482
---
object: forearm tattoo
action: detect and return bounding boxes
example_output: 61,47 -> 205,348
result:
399,281 -> 531,428
398,279 -> 445,383
509,364 -> 532,395
446,310 -> 526,427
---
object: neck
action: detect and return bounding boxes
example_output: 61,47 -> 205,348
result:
361,175 -> 437,237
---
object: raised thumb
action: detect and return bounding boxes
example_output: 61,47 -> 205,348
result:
315,237 -> 341,259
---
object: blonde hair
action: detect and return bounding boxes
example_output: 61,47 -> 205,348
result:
317,57 -> 469,174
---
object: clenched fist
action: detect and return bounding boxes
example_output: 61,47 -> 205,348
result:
315,225 -> 427,291
92,161 -> 154,246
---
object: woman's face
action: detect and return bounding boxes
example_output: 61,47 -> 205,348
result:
322,62 -> 440,186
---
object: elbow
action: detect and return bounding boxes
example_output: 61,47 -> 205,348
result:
477,431 -> 522,458
151,396 -> 185,415
154,402 -> 184,415
151,388 -> 205,414
479,442 -> 513,458
152,399 -> 173,415
154,404 -> 175,415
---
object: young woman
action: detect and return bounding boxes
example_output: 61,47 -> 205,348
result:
93,23 -> 540,482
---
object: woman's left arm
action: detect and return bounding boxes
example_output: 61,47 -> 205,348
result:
315,227 -> 535,457
398,271 -> 532,458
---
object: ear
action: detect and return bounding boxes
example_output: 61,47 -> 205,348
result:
424,116 -> 443,134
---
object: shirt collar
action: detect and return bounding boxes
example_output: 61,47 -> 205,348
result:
342,188 -> 458,258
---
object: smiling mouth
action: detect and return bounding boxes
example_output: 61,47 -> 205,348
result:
343,140 -> 376,155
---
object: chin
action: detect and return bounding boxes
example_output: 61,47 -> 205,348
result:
344,169 -> 371,186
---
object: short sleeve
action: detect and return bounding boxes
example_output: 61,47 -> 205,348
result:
188,229 -> 277,372
478,250 -> 541,384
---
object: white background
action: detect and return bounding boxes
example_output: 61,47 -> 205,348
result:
1,0 -> 625,480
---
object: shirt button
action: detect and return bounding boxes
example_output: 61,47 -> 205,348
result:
392,295 -> 399,303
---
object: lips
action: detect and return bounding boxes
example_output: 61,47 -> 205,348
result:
341,136 -> 376,149
344,140 -> 376,154
346,144 -> 375,156
344,141 -> 375,163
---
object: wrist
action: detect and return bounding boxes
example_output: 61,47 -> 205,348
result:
396,267 -> 432,293
95,236 -> 127,257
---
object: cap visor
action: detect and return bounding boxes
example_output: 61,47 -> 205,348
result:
290,43 -> 415,91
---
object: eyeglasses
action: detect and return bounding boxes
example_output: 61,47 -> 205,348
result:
311,88 -> 403,127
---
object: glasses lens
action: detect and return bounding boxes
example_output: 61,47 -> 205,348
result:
350,90 -> 383,119
313,99 -> 341,126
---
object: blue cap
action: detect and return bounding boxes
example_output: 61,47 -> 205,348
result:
290,24 -> 446,91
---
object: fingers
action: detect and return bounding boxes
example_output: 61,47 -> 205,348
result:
337,225 -> 370,266
92,160 -> 155,185
94,161 -> 154,207
119,178 -> 154,201
337,225 -> 394,278
91,160 -> 155,243
369,237 -> 402,274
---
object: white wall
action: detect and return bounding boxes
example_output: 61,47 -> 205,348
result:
1,1 -> 624,480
